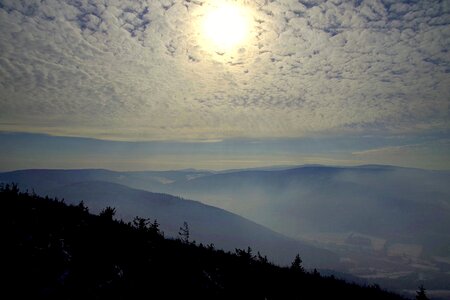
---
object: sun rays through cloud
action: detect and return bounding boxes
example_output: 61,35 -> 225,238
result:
200,1 -> 252,53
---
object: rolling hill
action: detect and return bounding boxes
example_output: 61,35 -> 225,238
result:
0,172 -> 338,268
2,186 -> 406,300
3,165 -> 449,296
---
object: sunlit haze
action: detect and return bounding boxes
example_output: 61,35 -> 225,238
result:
201,2 -> 251,52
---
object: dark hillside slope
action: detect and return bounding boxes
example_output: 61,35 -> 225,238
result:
43,180 -> 337,267
1,185 -> 406,300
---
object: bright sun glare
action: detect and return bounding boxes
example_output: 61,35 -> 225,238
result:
201,2 -> 251,52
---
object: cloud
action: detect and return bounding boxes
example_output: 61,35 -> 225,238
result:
0,0 -> 449,141
351,139 -> 450,170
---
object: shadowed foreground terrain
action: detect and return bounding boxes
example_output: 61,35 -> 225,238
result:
2,184 -> 407,300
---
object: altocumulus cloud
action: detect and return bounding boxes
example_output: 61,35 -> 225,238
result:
0,0 -> 449,141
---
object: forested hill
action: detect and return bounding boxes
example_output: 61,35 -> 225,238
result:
2,184 -> 406,300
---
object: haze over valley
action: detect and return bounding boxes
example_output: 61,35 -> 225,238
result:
2,164 -> 450,297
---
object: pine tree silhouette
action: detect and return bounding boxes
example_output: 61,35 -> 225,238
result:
179,221 -> 190,243
291,253 -> 304,273
416,285 -> 429,300
235,247 -> 255,262
77,200 -> 89,213
133,216 -> 150,231
99,206 -> 116,221
149,219 -> 162,236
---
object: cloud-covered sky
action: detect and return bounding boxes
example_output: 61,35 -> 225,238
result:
0,0 -> 450,169
0,0 -> 449,141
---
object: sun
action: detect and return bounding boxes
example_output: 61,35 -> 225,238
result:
201,2 -> 251,53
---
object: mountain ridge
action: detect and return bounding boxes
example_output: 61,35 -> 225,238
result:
2,185 -> 407,300
0,175 -> 339,268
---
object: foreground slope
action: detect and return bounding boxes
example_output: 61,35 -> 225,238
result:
1,186 -> 406,300
3,166 -> 450,294
5,166 -> 448,256
47,181 -> 339,267
0,175 -> 338,268
5,166 -> 448,247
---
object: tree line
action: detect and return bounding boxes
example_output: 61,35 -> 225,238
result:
1,183 -> 425,299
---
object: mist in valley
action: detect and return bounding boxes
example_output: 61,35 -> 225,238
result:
2,164 -> 450,297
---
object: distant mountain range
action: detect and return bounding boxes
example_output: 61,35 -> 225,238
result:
163,165 -> 450,250
2,187 -> 406,300
2,164 -> 450,296
3,165 -> 450,255
0,170 -> 338,268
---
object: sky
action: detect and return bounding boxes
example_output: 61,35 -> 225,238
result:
0,0 -> 449,171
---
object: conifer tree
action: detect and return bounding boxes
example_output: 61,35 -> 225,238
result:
291,254 -> 304,273
416,285 -> 429,300
99,206 -> 116,221
179,221 -> 190,243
